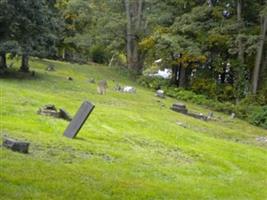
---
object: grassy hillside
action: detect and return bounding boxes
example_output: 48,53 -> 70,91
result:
0,58 -> 267,200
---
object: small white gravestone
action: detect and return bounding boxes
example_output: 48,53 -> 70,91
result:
156,90 -> 165,98
123,86 -> 136,93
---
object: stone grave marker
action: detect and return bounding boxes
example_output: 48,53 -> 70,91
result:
156,89 -> 165,98
171,103 -> 188,114
63,101 -> 95,139
3,137 -> 30,154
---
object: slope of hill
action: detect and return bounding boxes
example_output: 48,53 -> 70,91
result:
0,59 -> 267,200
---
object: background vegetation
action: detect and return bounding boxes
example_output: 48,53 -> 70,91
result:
1,0 -> 267,128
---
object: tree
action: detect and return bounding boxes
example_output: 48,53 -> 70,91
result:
237,0 -> 245,64
0,1 -> 15,71
125,0 -> 144,74
252,11 -> 267,94
4,0 -> 60,72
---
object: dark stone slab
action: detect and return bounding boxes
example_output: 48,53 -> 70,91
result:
172,103 -> 186,109
170,103 -> 209,121
3,138 -> 30,154
37,104 -> 59,118
44,104 -> 57,110
171,107 -> 188,114
63,101 -> 95,139
38,105 -> 72,121
59,108 -> 72,121
187,112 -> 208,121
171,103 -> 188,114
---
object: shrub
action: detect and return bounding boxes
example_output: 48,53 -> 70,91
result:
137,76 -> 169,90
191,78 -> 217,99
91,46 -> 109,64
192,78 -> 235,101
248,106 -> 267,129
137,75 -> 266,129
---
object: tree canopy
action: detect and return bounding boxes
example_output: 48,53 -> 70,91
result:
1,0 -> 267,104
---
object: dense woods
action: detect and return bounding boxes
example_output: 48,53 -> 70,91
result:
0,0 -> 267,127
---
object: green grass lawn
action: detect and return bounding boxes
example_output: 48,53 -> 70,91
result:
0,58 -> 267,200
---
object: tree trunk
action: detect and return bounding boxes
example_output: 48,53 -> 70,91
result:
171,64 -> 179,86
259,47 -> 267,89
125,0 -> 143,74
62,47 -> 65,60
237,0 -> 244,64
20,54 -> 30,72
252,15 -> 267,94
108,54 -> 115,67
179,65 -> 187,88
0,53 -> 7,70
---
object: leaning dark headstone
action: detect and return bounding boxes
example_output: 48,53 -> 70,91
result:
63,101 -> 95,139
3,138 -> 30,154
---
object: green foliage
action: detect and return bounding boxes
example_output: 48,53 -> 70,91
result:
58,0 -> 125,63
248,106 -> 267,129
137,76 -> 169,90
138,77 -> 266,129
191,78 -> 217,99
90,46 -> 109,64
217,84 -> 236,102
0,0 -> 60,58
191,79 -> 235,102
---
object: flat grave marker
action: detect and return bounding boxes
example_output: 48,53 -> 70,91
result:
3,137 -> 30,154
63,101 -> 95,139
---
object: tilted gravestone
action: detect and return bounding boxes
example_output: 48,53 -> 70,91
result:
63,101 -> 95,139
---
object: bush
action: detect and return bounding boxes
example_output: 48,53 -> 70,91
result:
137,76 -> 169,90
137,75 -> 266,129
191,78 -> 235,101
191,78 -> 217,99
91,46 -> 109,64
248,106 -> 267,129
113,53 -> 127,67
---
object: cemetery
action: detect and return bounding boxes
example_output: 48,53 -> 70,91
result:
1,1 -> 267,199
1,60 -> 267,200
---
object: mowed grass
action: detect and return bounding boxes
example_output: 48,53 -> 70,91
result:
0,58 -> 267,200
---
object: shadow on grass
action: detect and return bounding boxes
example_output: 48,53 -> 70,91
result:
0,68 -> 41,80
74,137 -> 89,142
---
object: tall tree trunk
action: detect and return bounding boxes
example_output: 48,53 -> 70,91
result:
108,54 -> 115,67
125,0 -> 143,74
20,54 -> 30,72
179,66 -> 187,88
0,53 -> 7,70
252,15 -> 267,94
259,47 -> 267,89
237,0 -> 244,64
62,47 -> 65,60
171,64 -> 179,86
